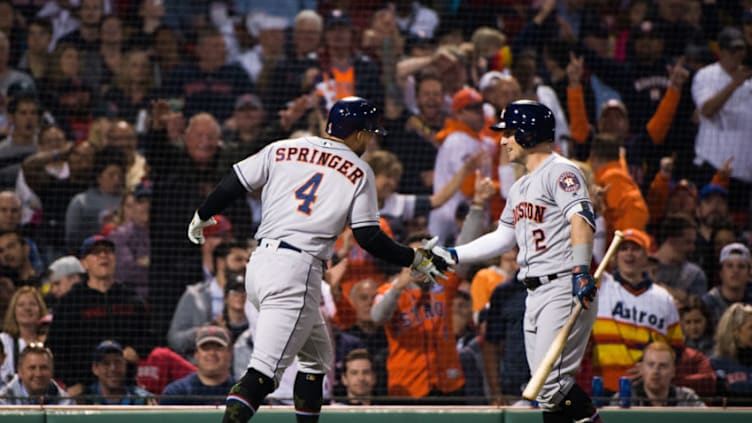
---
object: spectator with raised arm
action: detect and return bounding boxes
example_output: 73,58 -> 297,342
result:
691,26 -> 752,213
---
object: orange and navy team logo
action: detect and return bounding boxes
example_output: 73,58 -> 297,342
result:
558,171 -> 580,192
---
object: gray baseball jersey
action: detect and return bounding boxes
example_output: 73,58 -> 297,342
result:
233,136 -> 380,260
499,153 -> 593,279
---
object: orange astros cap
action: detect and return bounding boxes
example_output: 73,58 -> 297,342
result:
622,228 -> 651,251
452,88 -> 483,114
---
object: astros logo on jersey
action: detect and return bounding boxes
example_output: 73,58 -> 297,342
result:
558,171 -> 581,193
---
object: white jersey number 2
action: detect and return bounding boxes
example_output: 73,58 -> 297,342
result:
295,172 -> 324,215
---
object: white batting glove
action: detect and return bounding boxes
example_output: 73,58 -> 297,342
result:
187,211 -> 217,245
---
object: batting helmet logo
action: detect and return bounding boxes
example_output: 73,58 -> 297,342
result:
491,100 -> 555,148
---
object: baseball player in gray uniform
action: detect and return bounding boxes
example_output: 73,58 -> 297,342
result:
187,97 -> 448,423
433,100 -> 601,423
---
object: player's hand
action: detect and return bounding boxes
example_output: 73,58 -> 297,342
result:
188,211 -> 217,245
572,265 -> 596,309
410,236 -> 449,285
431,244 -> 458,268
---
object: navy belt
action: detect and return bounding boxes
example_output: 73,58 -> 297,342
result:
257,238 -> 302,253
521,272 -> 569,290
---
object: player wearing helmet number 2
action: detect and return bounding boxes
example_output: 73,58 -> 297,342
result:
187,96 -> 449,423
433,100 -> 601,422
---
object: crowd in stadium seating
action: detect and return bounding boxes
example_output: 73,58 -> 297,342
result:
0,0 -> 751,407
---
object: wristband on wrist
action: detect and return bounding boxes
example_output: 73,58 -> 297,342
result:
572,243 -> 593,269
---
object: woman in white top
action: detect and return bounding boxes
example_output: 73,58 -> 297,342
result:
0,286 -> 48,388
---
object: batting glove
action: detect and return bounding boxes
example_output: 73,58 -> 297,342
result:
432,245 -> 458,267
410,237 -> 449,286
572,265 -> 596,309
188,211 -> 217,245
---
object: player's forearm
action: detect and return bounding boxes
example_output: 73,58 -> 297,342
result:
196,171 -> 247,220
570,215 -> 594,266
454,223 -> 516,264
352,225 -> 414,267
370,286 -> 401,325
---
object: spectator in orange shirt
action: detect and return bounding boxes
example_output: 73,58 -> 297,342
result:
588,134 -> 649,239
469,247 -> 518,322
371,233 -> 465,402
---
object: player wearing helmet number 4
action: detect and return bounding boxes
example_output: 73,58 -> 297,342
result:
433,100 -> 601,423
187,96 -> 449,423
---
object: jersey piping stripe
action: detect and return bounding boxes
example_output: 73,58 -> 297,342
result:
233,165 -> 253,192
272,261 -> 314,377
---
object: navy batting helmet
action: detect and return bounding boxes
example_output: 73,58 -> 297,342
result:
491,100 -> 555,148
326,96 -> 386,140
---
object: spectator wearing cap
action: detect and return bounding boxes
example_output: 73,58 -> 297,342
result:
264,10 -> 322,114
160,325 -> 235,405
168,241 -> 250,359
653,214 -> 708,299
162,27 -> 252,122
702,243 -> 752,326
0,343 -> 73,405
591,228 -> 685,394
430,87 -> 496,244
315,9 -> 384,111
222,94 -> 265,148
109,180 -> 152,297
692,26 -> 752,212
694,184 -> 731,271
82,340 -> 155,405
588,133 -> 649,240
45,235 -> 153,396
0,31 -> 35,99
22,124 -> 96,257
42,255 -> 84,308
64,146 -> 126,252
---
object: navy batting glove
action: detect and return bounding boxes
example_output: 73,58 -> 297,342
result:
572,265 -> 596,309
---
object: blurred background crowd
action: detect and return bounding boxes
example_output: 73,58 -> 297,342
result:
0,0 -> 750,408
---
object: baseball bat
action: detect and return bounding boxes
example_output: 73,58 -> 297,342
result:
521,230 -> 625,401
